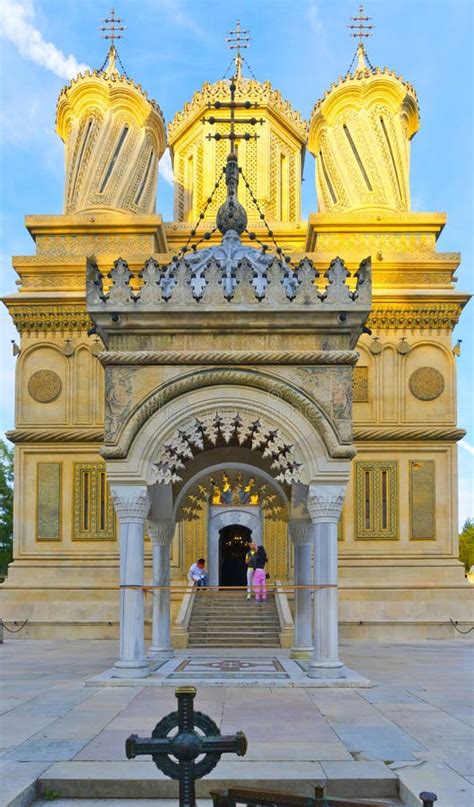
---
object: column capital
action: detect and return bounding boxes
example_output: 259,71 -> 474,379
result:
110,485 -> 150,524
306,484 -> 346,524
289,519 -> 313,545
147,519 -> 174,545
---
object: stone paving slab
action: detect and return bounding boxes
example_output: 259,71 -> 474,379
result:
393,761 -> 474,807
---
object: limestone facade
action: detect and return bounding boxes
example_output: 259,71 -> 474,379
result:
1,40 -> 472,642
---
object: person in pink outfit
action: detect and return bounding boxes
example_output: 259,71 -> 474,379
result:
252,545 -> 268,603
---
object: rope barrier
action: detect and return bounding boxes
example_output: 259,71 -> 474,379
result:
119,584 -> 336,593
450,618 -> 474,634
1,619 -> 29,633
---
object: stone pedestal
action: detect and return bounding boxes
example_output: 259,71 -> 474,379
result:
110,486 -> 150,678
306,484 -> 346,679
147,520 -> 175,660
290,521 -> 313,659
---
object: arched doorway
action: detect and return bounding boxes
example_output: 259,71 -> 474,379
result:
219,525 -> 252,586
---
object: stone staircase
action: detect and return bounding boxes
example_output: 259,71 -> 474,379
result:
187,590 -> 281,647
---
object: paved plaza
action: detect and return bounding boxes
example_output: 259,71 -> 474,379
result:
0,639 -> 473,807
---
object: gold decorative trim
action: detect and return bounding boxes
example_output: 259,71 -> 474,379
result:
368,303 -> 462,331
99,350 -> 360,366
410,460 -> 436,540
6,429 -> 104,444
354,427 -> 465,442
9,304 -> 92,334
352,366 -> 369,402
102,367 -> 355,461
354,460 -> 399,540
73,462 -> 116,541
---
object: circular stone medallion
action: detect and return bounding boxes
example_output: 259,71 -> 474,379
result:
28,370 -> 62,403
408,366 -> 444,401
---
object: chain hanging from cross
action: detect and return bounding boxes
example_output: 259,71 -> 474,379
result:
100,7 -> 126,46
347,4 -> 374,46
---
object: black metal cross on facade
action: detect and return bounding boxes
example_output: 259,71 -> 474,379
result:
126,686 -> 247,807
100,8 -> 126,45
347,4 -> 374,45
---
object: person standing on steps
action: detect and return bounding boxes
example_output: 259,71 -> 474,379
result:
252,544 -> 268,604
245,542 -> 258,600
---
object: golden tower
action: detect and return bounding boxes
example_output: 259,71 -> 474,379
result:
168,21 -> 307,225
56,15 -> 166,216
308,9 -> 419,213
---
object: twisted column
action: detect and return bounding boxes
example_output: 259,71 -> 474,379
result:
110,485 -> 150,678
289,520 -> 313,659
306,484 -> 346,679
147,519 -> 175,660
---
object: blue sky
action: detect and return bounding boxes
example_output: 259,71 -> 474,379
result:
0,0 -> 473,525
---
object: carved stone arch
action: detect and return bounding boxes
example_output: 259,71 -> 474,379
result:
102,367 -> 354,466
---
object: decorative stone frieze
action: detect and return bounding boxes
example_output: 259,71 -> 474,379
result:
110,486 -> 150,524
6,428 -> 104,443
367,303 -> 462,332
9,304 -> 92,334
306,484 -> 346,524
99,349 -> 359,366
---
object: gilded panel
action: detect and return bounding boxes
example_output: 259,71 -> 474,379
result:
263,518 -> 288,580
72,462 -> 116,541
354,460 -> 399,539
37,462 -> 61,541
352,366 -> 369,403
410,460 -> 436,540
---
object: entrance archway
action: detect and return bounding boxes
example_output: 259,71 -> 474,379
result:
219,525 -> 252,586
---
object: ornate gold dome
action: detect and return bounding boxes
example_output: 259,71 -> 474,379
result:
308,46 -> 419,213
168,77 -> 307,224
56,47 -> 167,216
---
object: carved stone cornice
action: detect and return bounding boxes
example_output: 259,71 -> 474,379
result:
99,350 -> 359,367
6,428 -> 104,444
306,484 -> 346,524
7,304 -> 91,334
368,303 -> 463,332
102,367 -> 355,462
147,519 -> 174,546
354,426 -> 466,442
110,486 -> 150,524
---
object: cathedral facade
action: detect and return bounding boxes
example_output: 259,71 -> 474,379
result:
1,33 -> 471,663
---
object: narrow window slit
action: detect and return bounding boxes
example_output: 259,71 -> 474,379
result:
381,470 -> 388,530
99,125 -> 129,193
343,124 -> 373,190
135,149 -> 154,205
82,471 -> 90,531
364,470 -> 371,530
70,118 -> 93,201
319,151 -> 337,204
99,472 -> 106,531
380,117 -> 403,200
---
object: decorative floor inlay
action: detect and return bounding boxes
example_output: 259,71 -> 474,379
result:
168,656 -> 289,679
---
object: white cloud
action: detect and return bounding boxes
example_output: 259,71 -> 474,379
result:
159,148 -> 174,187
306,2 -> 324,36
460,440 -> 474,457
0,0 -> 89,80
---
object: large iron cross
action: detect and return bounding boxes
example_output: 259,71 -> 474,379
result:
126,686 -> 247,807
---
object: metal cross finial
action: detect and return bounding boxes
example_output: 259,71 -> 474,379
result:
100,8 -> 126,45
126,686 -> 247,807
226,20 -> 251,80
348,5 -> 374,46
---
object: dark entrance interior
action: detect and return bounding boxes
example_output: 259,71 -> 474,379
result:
219,525 -> 252,587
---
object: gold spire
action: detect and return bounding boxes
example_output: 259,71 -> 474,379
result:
225,19 -> 251,80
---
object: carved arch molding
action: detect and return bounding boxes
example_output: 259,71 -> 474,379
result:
102,367 -> 354,462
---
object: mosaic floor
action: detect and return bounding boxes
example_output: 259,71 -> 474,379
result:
168,656 -> 289,679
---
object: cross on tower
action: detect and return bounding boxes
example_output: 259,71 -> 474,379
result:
347,4 -> 374,45
225,19 -> 251,80
100,8 -> 126,45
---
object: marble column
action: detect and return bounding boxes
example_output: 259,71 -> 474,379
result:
306,484 -> 346,679
110,485 -> 150,678
289,521 -> 313,659
147,519 -> 175,660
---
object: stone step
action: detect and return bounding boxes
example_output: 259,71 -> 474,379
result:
36,760 -> 400,800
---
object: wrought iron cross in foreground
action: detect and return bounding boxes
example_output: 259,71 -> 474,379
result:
126,686 -> 247,807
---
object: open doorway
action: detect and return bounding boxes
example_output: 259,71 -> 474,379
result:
219,525 -> 252,587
